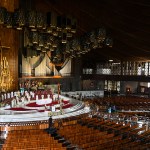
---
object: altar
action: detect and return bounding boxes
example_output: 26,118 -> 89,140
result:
36,98 -> 52,105
0,87 -> 90,124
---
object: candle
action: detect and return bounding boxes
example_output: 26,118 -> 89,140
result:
36,95 -> 38,100
3,57 -> 5,68
58,83 -> 60,100
4,57 -> 6,68
6,61 -> 8,66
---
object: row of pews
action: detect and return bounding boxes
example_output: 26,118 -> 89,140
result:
1,129 -> 66,150
1,114 -> 150,150
83,96 -> 150,118
83,96 -> 150,110
57,116 -> 150,150
0,120 -> 49,132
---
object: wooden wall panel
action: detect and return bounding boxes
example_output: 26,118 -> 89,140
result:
0,0 -> 19,11
0,0 -> 19,91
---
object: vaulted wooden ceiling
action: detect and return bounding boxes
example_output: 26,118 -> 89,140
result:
35,0 -> 150,62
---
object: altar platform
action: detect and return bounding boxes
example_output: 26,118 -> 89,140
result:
0,94 -> 90,123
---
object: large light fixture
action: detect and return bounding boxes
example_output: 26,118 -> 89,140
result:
13,8 -> 25,30
4,11 -> 13,28
0,7 -> 113,70
0,7 -> 6,24
21,8 -> 78,67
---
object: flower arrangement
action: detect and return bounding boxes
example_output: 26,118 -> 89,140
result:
19,80 -> 44,90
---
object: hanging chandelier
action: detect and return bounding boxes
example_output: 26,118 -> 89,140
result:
0,7 -> 113,68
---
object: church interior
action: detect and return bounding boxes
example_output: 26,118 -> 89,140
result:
0,0 -> 150,149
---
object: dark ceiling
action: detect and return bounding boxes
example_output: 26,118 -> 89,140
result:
35,0 -> 150,62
